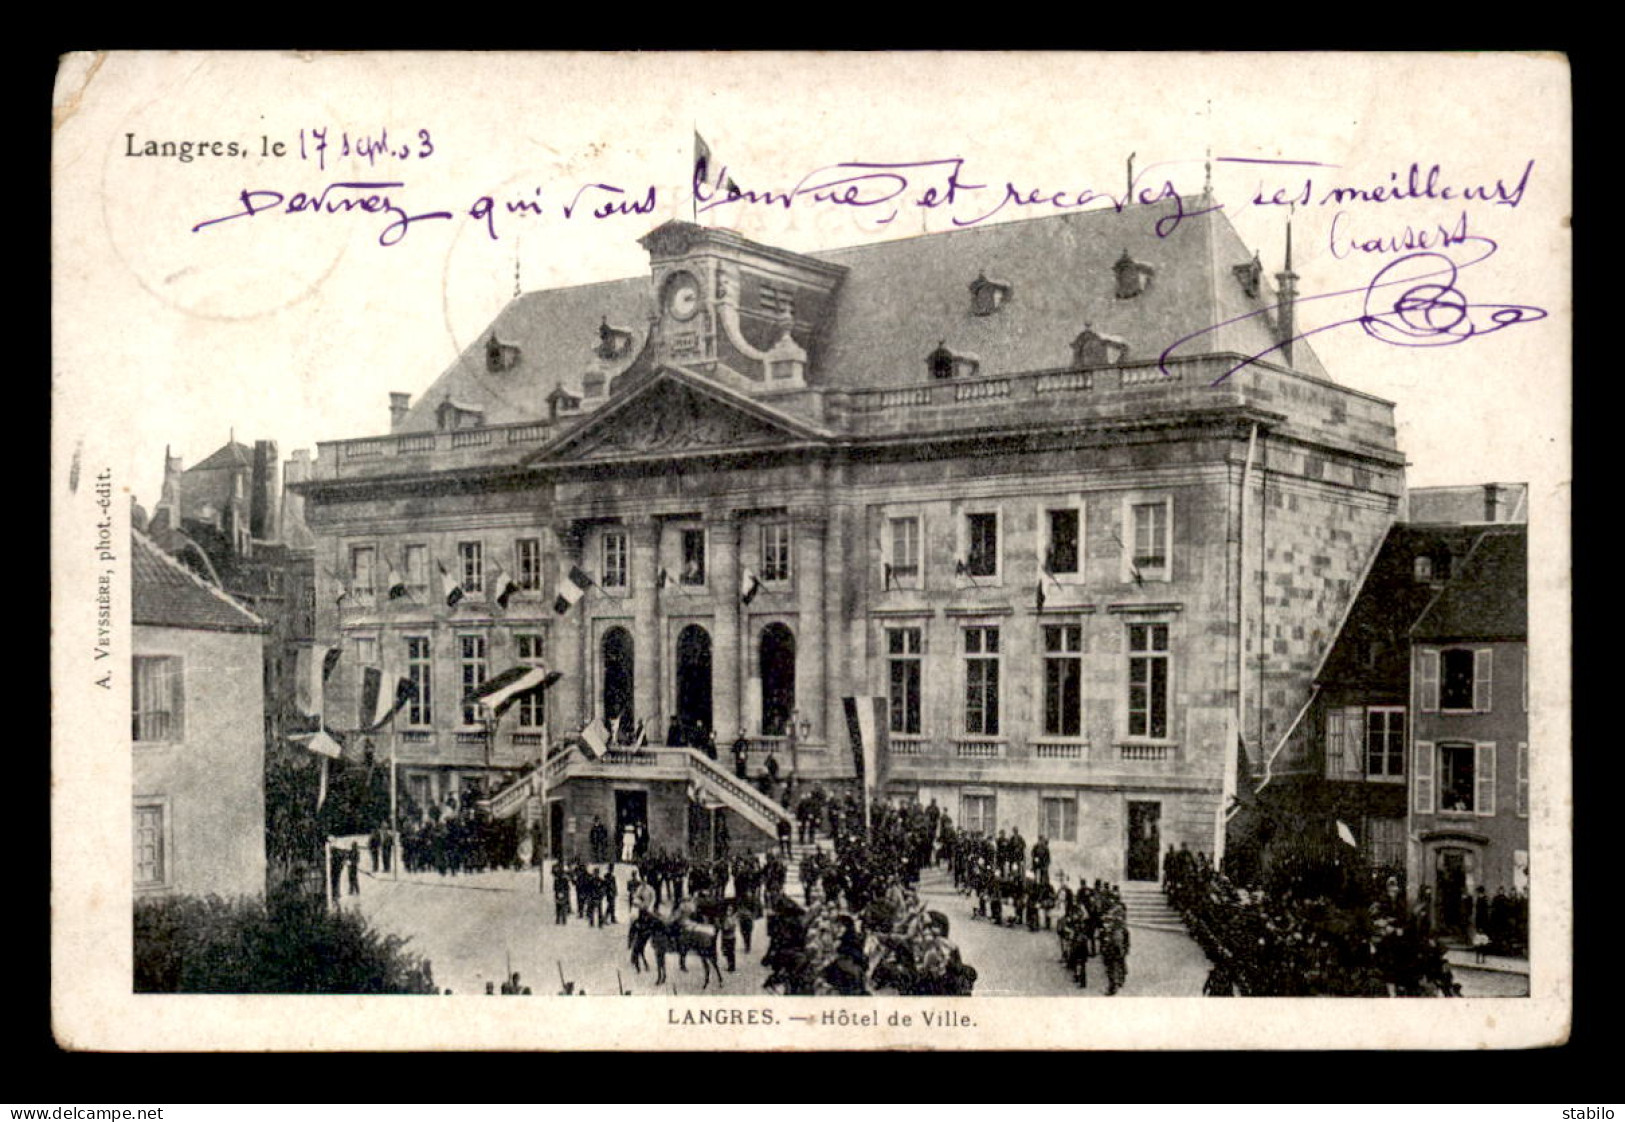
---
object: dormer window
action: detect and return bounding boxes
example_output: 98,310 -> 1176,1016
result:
927,342 -> 979,380
1113,250 -> 1156,299
1233,252 -> 1263,300
435,398 -> 486,432
1414,556 -> 1433,583
969,273 -> 1013,316
547,388 -> 582,420
485,335 -> 521,373
1071,326 -> 1129,368
596,318 -> 634,361
581,373 -> 606,399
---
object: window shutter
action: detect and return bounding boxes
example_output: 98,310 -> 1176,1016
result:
1344,707 -> 1365,777
1324,709 -> 1344,780
1476,741 -> 1497,817
1414,740 -> 1434,814
879,516 -> 893,589
1420,650 -> 1440,712
1517,742 -> 1528,818
1474,649 -> 1493,712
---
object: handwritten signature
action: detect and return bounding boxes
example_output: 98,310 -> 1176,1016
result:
1164,236 -> 1548,385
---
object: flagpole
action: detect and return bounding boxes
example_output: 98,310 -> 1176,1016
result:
390,719 -> 400,881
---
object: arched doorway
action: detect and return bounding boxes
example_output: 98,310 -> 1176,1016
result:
759,622 -> 796,737
601,626 -> 634,736
675,624 -> 713,745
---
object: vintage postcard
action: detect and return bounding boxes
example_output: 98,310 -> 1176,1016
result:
50,50 -> 1571,1050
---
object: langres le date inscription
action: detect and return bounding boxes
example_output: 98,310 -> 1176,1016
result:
125,126 -> 433,166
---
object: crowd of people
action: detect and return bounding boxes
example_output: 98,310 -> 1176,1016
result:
396,796 -> 529,877
1163,843 -> 1462,996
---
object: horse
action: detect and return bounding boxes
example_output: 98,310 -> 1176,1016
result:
628,911 -> 661,974
652,921 -> 723,989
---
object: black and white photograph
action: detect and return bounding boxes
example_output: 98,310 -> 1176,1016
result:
50,51 -> 1570,1050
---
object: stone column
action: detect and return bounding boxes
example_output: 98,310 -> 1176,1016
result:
629,516 -> 661,735
551,520 -> 587,728
707,512 -> 742,742
793,507 -> 828,745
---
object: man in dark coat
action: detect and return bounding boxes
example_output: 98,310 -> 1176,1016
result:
732,730 -> 750,779
347,842 -> 362,895
590,817 -> 610,865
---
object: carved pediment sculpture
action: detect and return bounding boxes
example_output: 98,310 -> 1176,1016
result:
563,381 -> 793,459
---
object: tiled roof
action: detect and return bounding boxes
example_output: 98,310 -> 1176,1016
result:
132,528 -> 266,633
398,197 -> 1327,430
1412,527 -> 1527,641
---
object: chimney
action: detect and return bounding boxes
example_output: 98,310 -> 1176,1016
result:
251,440 -> 280,542
389,392 -> 412,432
1483,483 -> 1505,523
1275,219 -> 1298,368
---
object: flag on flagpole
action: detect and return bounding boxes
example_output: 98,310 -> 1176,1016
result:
465,663 -> 563,720
883,562 -> 895,591
363,677 -> 417,733
657,567 -> 672,591
1036,580 -> 1046,611
553,566 -> 594,614
496,572 -> 520,610
1335,820 -> 1359,848
359,665 -> 383,731
322,645 -> 342,681
306,728 -> 343,759
740,568 -> 761,605
580,717 -> 609,759
694,131 -> 712,188
439,560 -> 464,607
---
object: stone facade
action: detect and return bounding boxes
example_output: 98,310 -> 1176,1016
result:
296,205 -> 1406,878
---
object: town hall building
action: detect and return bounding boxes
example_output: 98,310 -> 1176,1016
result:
295,195 -> 1407,881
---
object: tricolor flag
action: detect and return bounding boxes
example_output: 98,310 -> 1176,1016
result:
694,131 -> 712,189
495,573 -> 520,610
883,562 -> 895,591
1335,820 -> 1359,848
386,558 -> 410,602
553,565 -> 594,615
464,663 -> 562,720
740,568 -> 761,605
579,717 -> 609,759
360,667 -> 417,732
657,567 -> 672,591
439,560 -> 464,608
842,696 -> 889,823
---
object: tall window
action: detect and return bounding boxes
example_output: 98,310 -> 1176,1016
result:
601,531 -> 628,589
1127,622 -> 1169,739
1041,795 -> 1078,842
460,635 -> 488,725
350,546 -> 376,603
516,633 -> 547,728
1434,648 -> 1491,712
887,627 -> 923,735
404,544 -> 429,599
963,626 -> 1000,735
516,538 -> 543,591
1439,743 -> 1477,813
1131,501 -> 1170,580
759,623 -> 796,737
1366,708 -> 1406,777
133,656 -> 183,742
762,522 -> 792,583
406,637 -> 432,726
961,792 -> 996,835
458,541 -> 484,594
681,528 -> 707,585
965,513 -> 998,577
133,804 -> 167,888
1043,624 -> 1084,737
1046,508 -> 1081,575
889,516 -> 920,588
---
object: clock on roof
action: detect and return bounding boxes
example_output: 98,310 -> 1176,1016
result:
663,271 -> 701,322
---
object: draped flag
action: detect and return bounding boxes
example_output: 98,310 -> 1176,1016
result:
579,717 -> 609,759
296,645 -> 323,719
322,645 -> 342,681
495,568 -> 521,610
1336,820 -> 1359,848
439,560 -> 464,607
842,696 -> 889,828
465,663 -> 562,720
554,566 -> 594,614
306,728 -> 343,759
360,667 -> 416,732
740,568 -> 761,605
385,558 -> 409,602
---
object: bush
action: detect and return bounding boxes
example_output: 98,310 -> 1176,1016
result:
134,887 -> 436,994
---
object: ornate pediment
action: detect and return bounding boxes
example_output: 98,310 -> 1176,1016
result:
538,374 -> 821,463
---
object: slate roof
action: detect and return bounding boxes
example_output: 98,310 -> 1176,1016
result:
132,528 -> 267,634
1411,527 -> 1527,642
189,440 -> 253,472
1315,523 -> 1483,695
398,197 -> 1326,430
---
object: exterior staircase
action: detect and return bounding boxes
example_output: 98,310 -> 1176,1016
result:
1117,881 -> 1188,933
